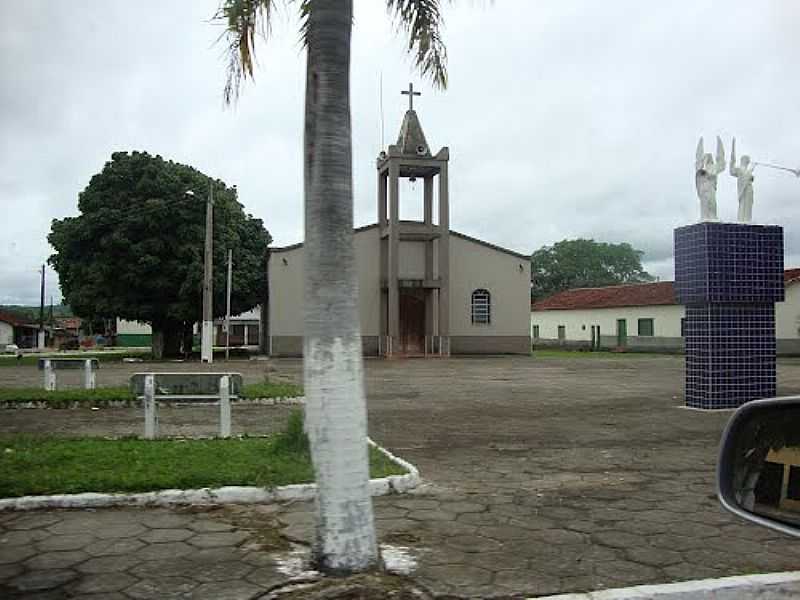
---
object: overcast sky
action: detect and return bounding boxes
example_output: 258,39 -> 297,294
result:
2,0 -> 799,305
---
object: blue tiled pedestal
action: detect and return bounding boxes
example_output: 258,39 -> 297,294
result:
674,222 -> 784,409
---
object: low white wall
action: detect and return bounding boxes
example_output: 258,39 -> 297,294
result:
531,304 -> 684,343
776,283 -> 800,341
116,319 -> 152,335
0,322 -> 13,347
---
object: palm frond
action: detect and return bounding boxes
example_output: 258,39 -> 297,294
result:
214,0 -> 280,104
386,0 -> 449,89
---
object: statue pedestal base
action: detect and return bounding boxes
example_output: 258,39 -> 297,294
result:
674,222 -> 784,409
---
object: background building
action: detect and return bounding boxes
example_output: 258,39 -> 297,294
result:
531,268 -> 800,355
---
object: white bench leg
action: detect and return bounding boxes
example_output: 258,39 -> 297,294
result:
144,375 -> 158,440
44,360 -> 56,391
83,359 -> 96,390
219,375 -> 231,439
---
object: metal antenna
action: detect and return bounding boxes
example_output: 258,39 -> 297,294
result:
379,71 -> 385,150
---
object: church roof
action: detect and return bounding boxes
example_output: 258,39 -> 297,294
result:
395,110 -> 431,157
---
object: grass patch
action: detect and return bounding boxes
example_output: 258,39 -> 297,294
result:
0,412 -> 405,498
532,349 -> 675,359
0,381 -> 303,407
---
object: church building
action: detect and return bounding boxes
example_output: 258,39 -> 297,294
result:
267,85 -> 531,357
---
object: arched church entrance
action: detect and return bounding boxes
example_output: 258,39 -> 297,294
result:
399,289 -> 426,355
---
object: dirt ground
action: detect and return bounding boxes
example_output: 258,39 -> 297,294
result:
3,354 -> 800,598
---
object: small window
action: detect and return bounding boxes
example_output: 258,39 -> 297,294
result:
532,325 -> 540,339
680,317 -> 687,338
557,325 -> 566,341
471,289 -> 491,324
638,318 -> 654,337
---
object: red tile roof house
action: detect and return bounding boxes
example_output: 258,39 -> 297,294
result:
0,311 -> 41,350
530,269 -> 800,355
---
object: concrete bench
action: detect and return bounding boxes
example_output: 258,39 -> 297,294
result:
129,373 -> 243,440
37,358 -> 99,391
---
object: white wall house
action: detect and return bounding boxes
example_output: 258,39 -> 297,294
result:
531,269 -> 800,355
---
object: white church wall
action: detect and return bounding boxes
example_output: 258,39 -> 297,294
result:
0,321 -> 13,348
776,282 -> 800,353
448,234 -> 531,339
398,241 -> 426,279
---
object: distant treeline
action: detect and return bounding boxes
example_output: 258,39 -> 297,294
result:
0,304 -> 74,322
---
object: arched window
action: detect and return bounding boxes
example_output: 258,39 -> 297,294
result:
471,289 -> 491,324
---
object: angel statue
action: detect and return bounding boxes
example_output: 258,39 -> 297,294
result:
729,137 -> 755,223
695,136 -> 726,221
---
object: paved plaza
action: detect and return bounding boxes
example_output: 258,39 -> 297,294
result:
2,354 -> 800,598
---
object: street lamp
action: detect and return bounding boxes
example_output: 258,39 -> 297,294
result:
185,187 -> 213,364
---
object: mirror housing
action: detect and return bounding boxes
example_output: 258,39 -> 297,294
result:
717,396 -> 800,538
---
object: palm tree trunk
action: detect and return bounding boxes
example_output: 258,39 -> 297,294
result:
302,0 -> 378,573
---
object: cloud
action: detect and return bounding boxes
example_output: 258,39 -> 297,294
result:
1,0 -> 799,306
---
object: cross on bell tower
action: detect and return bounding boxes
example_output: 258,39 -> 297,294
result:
401,82 -> 421,111
375,83 -> 451,357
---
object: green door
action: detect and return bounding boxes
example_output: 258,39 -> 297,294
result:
617,319 -> 627,347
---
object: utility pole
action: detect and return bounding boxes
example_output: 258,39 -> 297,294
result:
225,249 -> 232,361
201,185 -> 214,363
38,265 -> 45,349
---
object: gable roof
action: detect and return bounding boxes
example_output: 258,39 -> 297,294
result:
270,223 -> 530,260
0,310 -> 29,327
532,281 -> 677,311
533,268 -> 800,311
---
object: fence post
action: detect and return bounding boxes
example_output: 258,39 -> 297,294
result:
43,359 -> 56,391
143,374 -> 158,440
83,359 -> 96,390
219,375 -> 231,439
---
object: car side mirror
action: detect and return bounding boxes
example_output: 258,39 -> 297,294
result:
717,396 -> 800,538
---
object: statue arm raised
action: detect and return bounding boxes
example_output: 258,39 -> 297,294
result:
696,137 -> 704,171
729,137 -> 737,176
714,136 -> 726,174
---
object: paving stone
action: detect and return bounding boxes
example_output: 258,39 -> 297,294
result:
85,537 -> 145,557
7,513 -> 62,531
276,511 -> 315,527
9,568 -> 78,591
661,562 -> 726,582
0,542 -> 37,564
194,561 -> 255,582
625,545 -> 683,567
415,519 -> 476,537
139,528 -> 194,543
477,525 -> 535,541
390,499 -> 441,511
0,527 -> 50,546
592,530 -> 648,549
420,564 -> 492,587
77,554 -> 141,574
46,514 -> 107,535
405,509 -> 457,522
245,565 -> 289,588
456,511 -> 505,526
443,534 -> 501,553
187,519 -> 235,533
129,558 -> 196,579
140,512 -> 193,529
24,550 -> 88,570
0,562 -> 24,582
135,541 -> 194,561
188,531 -> 250,548
71,572 -> 137,594
192,580 -> 264,599
281,523 -> 312,544
597,558 -> 662,584
94,523 -> 147,539
124,576 -> 198,599
494,570 -> 561,595
37,533 -> 96,552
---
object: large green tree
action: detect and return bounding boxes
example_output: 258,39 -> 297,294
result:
49,151 -> 271,358
531,238 -> 654,301
216,0 -> 448,573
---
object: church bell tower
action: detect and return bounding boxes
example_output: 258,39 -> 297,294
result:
377,83 -> 450,356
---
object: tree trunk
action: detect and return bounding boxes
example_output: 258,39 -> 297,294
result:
151,319 -> 183,360
303,0 -> 378,573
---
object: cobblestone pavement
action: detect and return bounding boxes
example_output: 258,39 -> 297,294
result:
2,355 -> 800,598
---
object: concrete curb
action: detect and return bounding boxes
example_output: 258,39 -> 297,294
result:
538,570 -> 800,599
0,436 -> 420,512
0,396 -> 306,410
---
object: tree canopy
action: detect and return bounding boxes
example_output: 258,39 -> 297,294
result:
531,238 -> 654,301
49,151 -> 271,356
